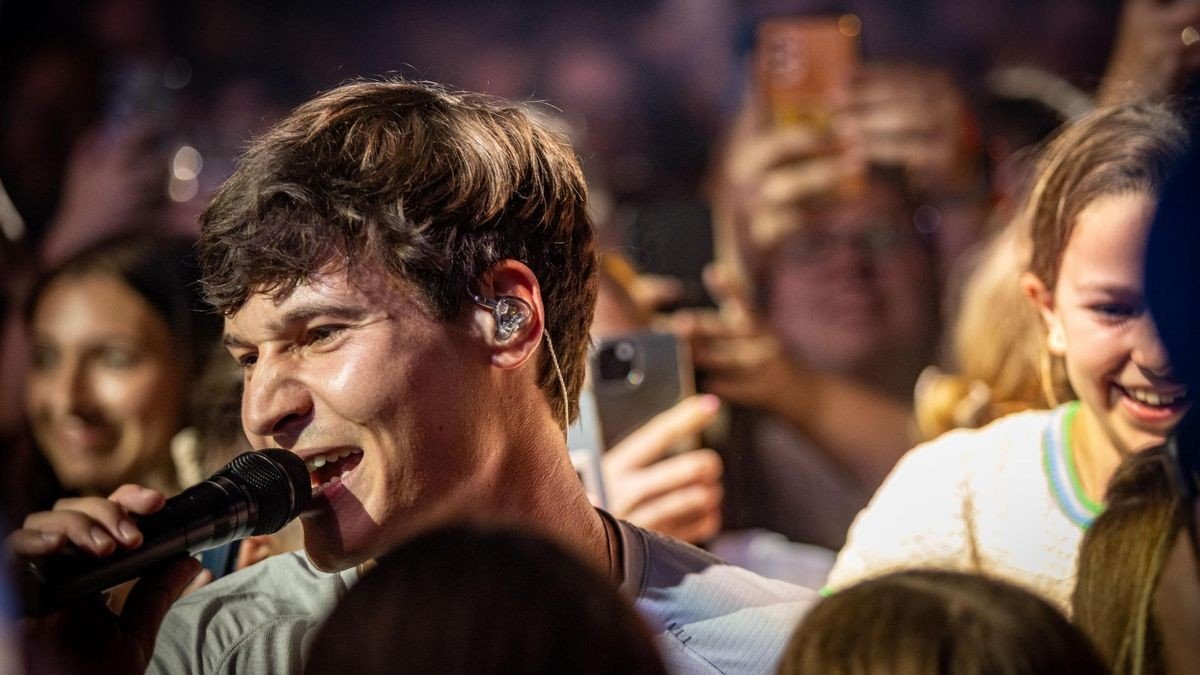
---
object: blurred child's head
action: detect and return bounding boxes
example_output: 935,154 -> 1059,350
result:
1021,102 -> 1190,456
781,570 -> 1107,675
304,525 -> 666,675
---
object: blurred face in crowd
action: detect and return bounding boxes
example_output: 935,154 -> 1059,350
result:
225,265 -> 494,571
1034,192 -> 1189,457
26,273 -> 185,494
765,178 -> 936,381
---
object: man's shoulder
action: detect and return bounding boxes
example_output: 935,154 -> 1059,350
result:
618,521 -> 816,675
150,552 -> 351,675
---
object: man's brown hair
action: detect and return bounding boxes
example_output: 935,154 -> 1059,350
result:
198,79 -> 597,423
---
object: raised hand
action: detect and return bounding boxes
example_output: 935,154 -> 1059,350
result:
602,395 -> 724,544
1099,0 -> 1200,105
11,484 -> 201,675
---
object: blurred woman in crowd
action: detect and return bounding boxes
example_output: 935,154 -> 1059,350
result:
23,234 -> 220,499
683,67 -> 963,548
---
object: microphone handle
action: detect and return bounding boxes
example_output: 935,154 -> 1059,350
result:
22,476 -> 259,616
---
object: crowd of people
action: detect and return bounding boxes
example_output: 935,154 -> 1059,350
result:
3,1 -> 1200,674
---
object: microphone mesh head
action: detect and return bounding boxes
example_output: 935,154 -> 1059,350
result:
220,450 -> 311,535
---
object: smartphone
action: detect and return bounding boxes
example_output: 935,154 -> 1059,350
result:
625,200 -> 715,310
568,384 -> 608,509
754,15 -> 860,133
591,330 -> 696,452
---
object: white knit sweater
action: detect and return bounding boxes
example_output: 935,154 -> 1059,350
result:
825,403 -> 1099,612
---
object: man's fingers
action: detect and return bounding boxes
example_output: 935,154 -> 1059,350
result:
48,496 -> 144,549
23,509 -> 121,556
631,274 -> 685,314
122,556 -> 202,660
602,397 -> 721,472
7,529 -> 66,557
109,484 -> 167,516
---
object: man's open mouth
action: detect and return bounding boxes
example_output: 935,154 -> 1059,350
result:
306,448 -> 364,494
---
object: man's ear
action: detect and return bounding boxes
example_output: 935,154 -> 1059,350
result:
1020,271 -> 1066,356
471,260 -> 545,370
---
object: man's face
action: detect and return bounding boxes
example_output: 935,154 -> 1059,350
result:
223,266 -> 493,571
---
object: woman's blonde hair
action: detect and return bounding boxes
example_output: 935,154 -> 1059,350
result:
916,223 -> 1050,440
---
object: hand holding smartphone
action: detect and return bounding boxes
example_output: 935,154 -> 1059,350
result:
755,16 -> 861,134
591,330 -> 697,453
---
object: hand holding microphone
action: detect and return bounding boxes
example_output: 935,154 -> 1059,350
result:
12,449 -> 310,617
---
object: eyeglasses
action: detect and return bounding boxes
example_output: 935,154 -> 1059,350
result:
775,223 -> 918,265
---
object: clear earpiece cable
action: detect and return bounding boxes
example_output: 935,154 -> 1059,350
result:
544,332 -> 570,437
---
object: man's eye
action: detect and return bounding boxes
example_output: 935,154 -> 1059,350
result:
234,353 -> 258,369
307,325 -> 346,345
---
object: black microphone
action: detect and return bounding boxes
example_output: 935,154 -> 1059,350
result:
21,449 -> 310,616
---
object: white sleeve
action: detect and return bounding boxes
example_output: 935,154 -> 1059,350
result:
824,433 -> 977,592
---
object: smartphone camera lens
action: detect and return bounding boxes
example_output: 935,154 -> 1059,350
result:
598,340 -> 637,383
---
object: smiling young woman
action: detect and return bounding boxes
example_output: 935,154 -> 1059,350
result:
825,101 -> 1191,613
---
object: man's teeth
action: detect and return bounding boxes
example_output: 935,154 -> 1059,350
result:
305,448 -> 362,472
1124,388 -> 1186,407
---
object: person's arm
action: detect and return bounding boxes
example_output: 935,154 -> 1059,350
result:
10,485 -> 200,675
770,368 -> 915,490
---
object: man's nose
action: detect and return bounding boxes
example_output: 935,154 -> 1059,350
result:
1132,316 -> 1174,379
241,355 -> 313,446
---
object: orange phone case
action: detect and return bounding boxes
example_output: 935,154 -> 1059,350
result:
755,16 -> 859,133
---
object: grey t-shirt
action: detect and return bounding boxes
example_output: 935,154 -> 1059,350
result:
150,518 -> 816,674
